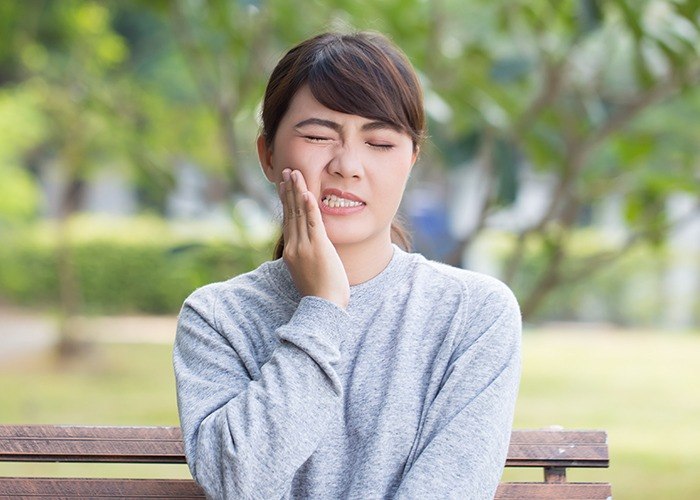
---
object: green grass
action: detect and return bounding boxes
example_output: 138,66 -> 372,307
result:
1,330 -> 699,497
0,344 -> 179,426
0,343 -> 190,479
505,329 -> 700,499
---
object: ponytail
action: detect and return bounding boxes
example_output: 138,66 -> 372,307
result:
390,214 -> 412,253
272,233 -> 285,260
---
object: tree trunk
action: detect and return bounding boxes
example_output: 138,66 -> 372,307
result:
54,176 -> 86,359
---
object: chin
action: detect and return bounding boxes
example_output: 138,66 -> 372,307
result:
325,225 -> 389,249
326,232 -> 366,247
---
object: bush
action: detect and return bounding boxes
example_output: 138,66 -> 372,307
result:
0,217 -> 271,314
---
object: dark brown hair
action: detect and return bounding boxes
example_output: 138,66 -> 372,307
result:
261,31 -> 425,259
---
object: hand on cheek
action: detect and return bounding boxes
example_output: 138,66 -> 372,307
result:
279,169 -> 350,309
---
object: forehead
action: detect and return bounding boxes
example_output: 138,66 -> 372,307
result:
283,85 -> 385,129
284,86 -> 349,121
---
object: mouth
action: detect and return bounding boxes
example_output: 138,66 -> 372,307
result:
321,194 -> 365,208
320,189 -> 366,213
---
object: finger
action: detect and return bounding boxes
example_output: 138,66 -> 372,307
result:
280,173 -> 296,245
303,191 -> 327,240
290,170 -> 309,242
279,180 -> 291,243
291,170 -> 312,242
283,169 -> 295,216
298,172 -> 327,240
292,172 -> 325,239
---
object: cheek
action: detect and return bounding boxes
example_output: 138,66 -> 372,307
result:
378,156 -> 412,197
287,145 -> 331,179
273,141 -> 325,176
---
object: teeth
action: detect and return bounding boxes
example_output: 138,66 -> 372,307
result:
322,194 -> 364,208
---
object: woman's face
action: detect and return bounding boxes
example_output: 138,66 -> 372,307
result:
258,85 -> 417,250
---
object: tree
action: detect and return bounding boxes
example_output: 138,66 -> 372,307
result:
408,0 -> 700,318
3,0 -> 698,325
0,85 -> 45,226
0,1 -> 182,355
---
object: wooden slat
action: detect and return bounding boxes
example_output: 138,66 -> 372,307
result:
0,479 -> 612,500
0,426 -> 185,464
510,430 -> 607,445
506,430 -> 609,468
496,482 -> 612,499
0,478 -> 205,498
0,426 -> 611,499
0,426 -> 609,469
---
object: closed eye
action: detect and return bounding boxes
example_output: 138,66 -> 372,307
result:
304,135 -> 332,143
367,142 -> 394,151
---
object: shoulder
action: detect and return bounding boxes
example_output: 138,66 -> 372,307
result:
410,254 -> 518,311
175,260 -> 296,359
179,259 -> 290,325
404,254 -> 520,344
410,256 -> 521,362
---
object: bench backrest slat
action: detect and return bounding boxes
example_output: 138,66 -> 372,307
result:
0,426 -> 185,464
0,425 -> 611,499
0,426 -> 609,469
506,429 -> 609,468
0,478 -> 205,498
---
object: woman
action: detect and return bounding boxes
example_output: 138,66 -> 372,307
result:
174,31 -> 521,499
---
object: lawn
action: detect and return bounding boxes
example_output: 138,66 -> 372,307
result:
1,327 -> 699,498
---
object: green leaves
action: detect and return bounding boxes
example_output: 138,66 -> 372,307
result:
0,0 -> 697,320
0,85 -> 47,223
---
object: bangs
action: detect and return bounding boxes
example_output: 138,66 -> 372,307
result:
306,36 -> 422,143
261,32 -> 424,149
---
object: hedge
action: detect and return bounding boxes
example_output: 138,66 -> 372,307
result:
0,223 -> 271,314
2,219 -> 696,326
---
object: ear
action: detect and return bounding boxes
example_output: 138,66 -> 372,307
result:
257,135 -> 276,183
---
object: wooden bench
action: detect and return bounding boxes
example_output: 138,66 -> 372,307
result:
0,425 -> 611,499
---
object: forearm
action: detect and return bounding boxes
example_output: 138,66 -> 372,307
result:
175,296 -> 347,499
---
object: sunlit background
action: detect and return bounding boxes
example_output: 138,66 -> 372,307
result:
1,0 -> 699,497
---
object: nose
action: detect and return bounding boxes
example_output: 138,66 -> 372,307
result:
327,144 -> 364,179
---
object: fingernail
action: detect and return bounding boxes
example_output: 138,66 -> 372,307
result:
282,169 -> 290,181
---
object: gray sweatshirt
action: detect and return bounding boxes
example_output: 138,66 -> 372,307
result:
173,246 -> 521,500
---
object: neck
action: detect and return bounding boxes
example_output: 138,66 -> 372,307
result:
335,237 -> 395,286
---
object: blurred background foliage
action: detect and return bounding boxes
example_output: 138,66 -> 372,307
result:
1,2 -> 699,498
0,0 -> 698,335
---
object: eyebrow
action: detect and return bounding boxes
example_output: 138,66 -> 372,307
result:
293,118 -> 402,134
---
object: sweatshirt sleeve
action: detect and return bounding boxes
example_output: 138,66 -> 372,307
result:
173,288 -> 349,500
394,282 -> 522,500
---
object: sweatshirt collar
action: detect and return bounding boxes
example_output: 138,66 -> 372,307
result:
264,244 -> 414,306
